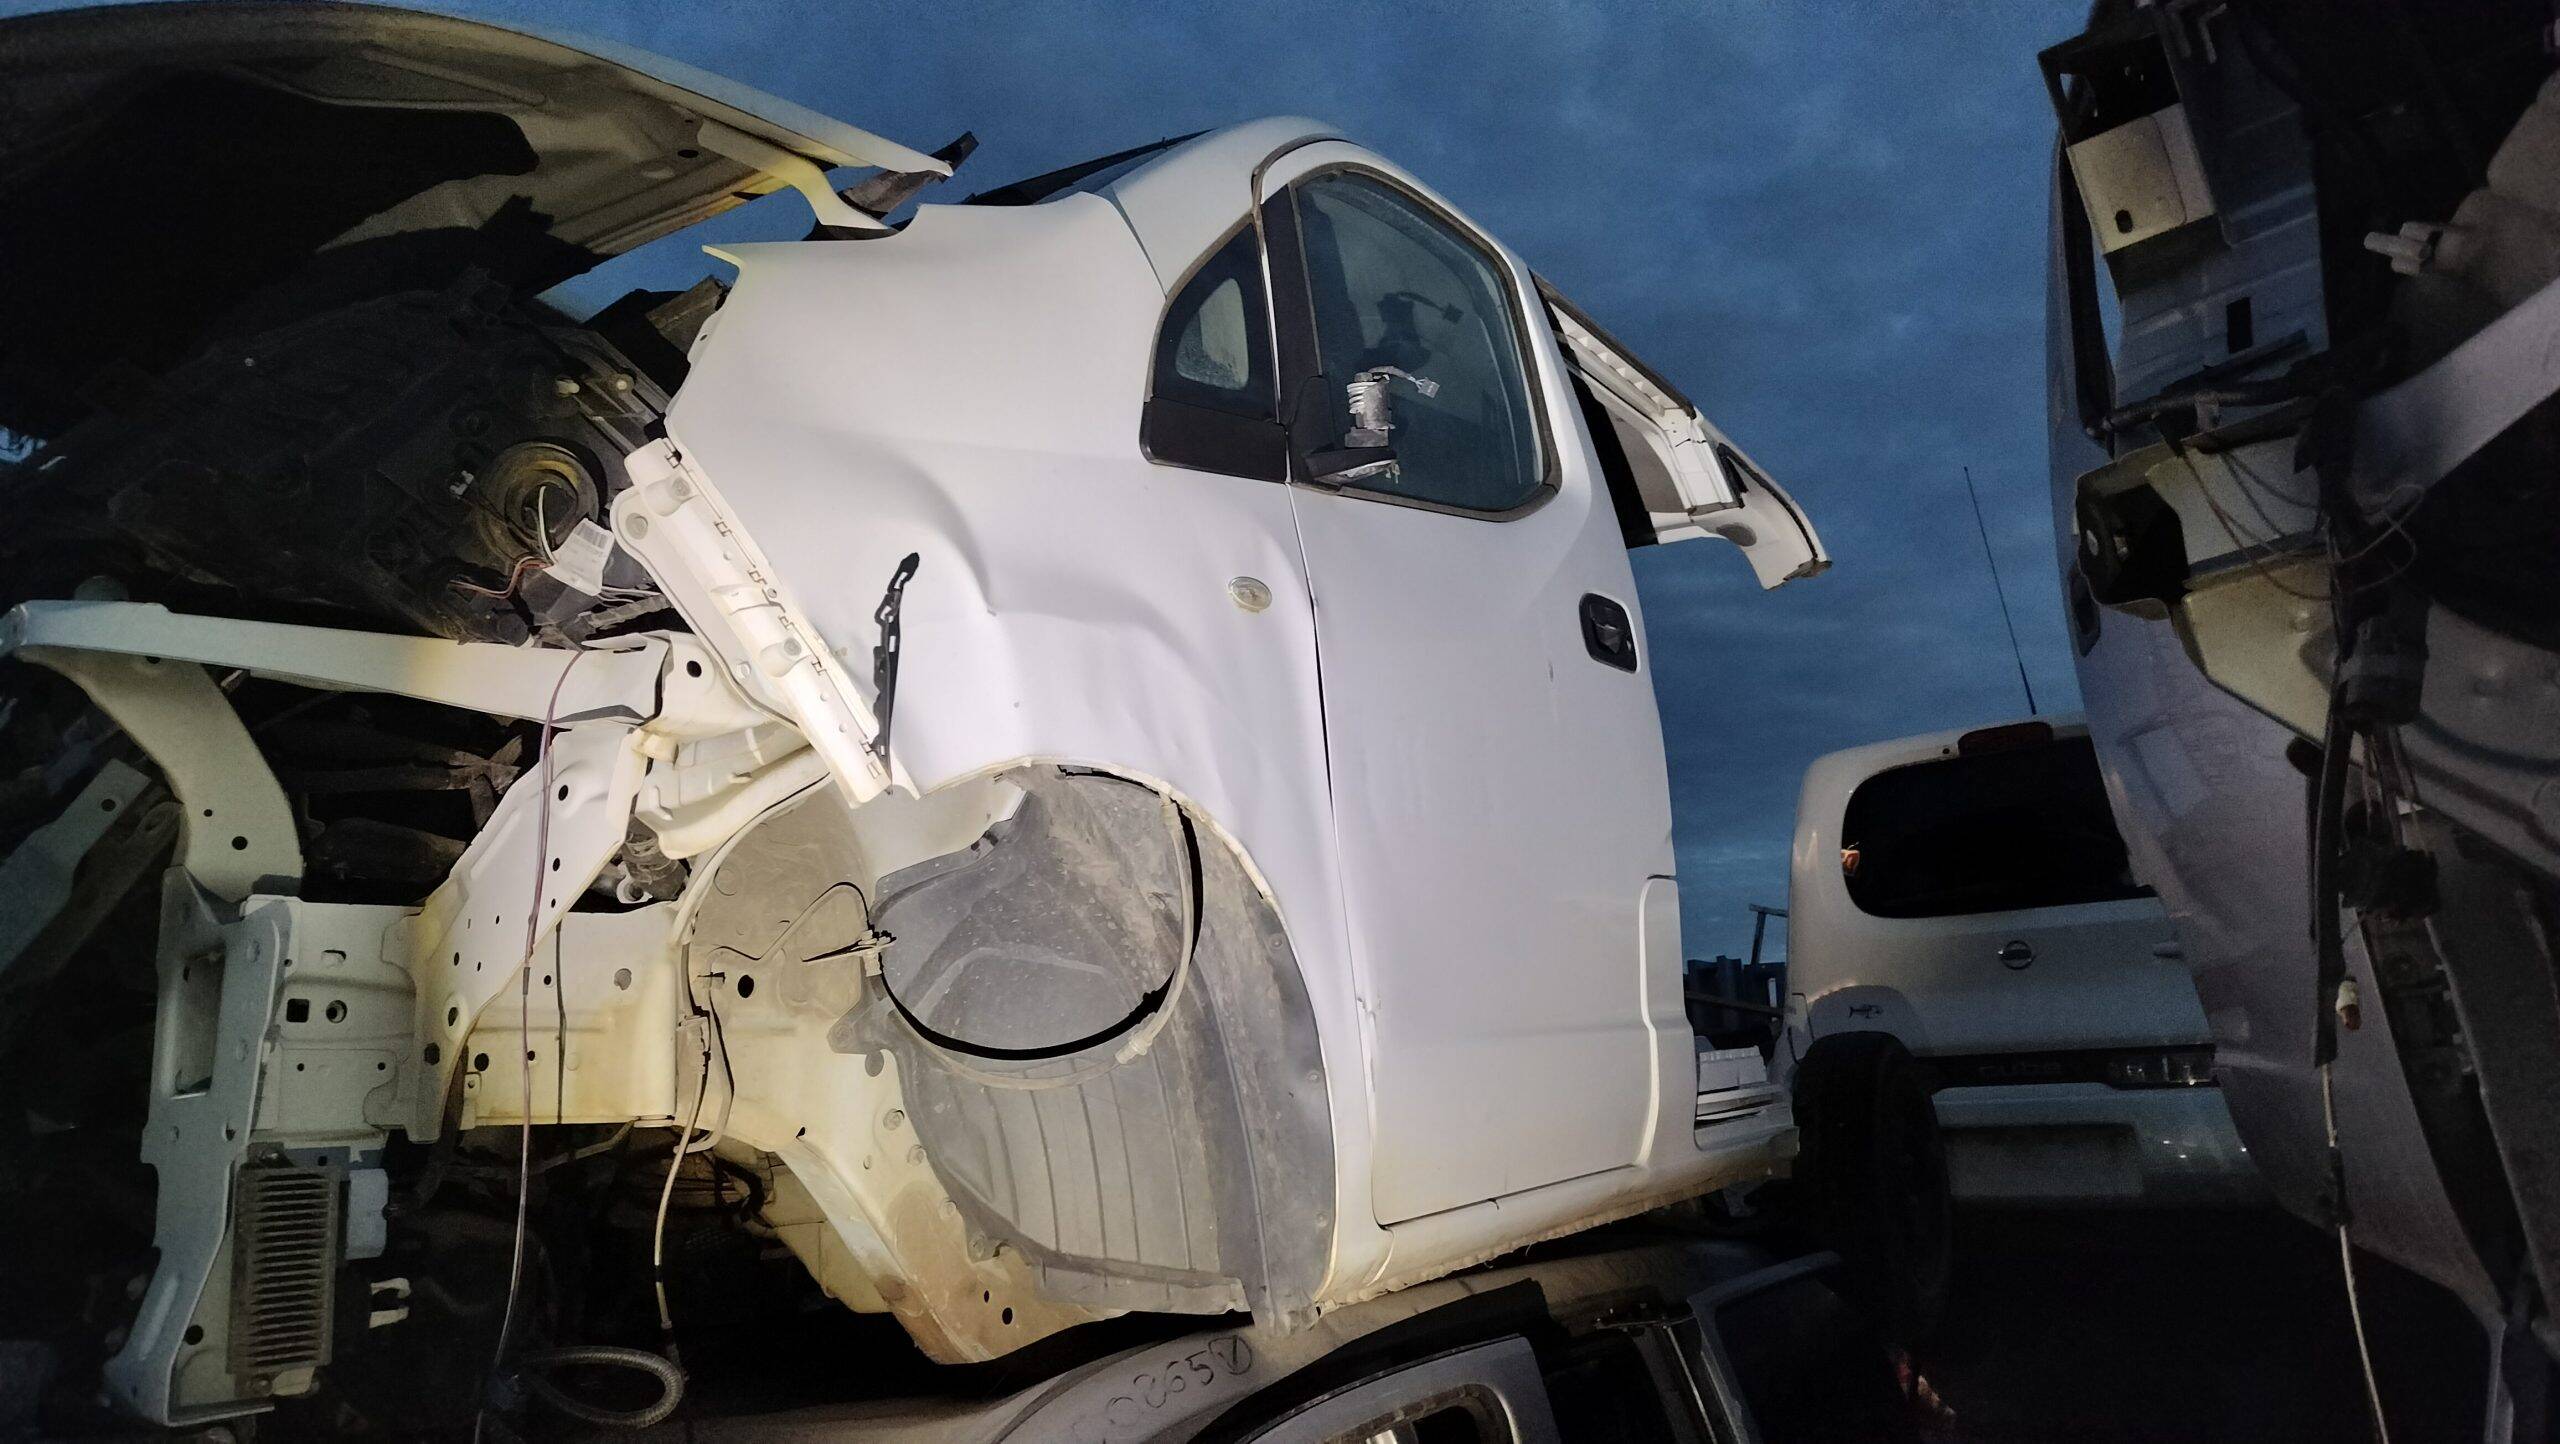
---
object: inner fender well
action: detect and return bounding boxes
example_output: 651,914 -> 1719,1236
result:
849,764 -> 1336,1329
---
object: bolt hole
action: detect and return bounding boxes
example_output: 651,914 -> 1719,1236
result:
100,797 -> 117,813
224,1126 -> 236,1141
677,146 -> 701,159
542,973 -> 553,987
2113,207 -> 2134,234
230,835 -> 248,851
183,1325 -> 203,1346
446,1006 -> 460,1027
1002,1307 -> 1014,1325
982,1290 -> 991,1303
325,1000 -> 347,1023
453,952 -> 461,968
294,1062 -> 305,1072
377,1061 -> 388,1071
424,1044 -> 441,1065
735,974 -> 756,998
685,659 -> 703,678
473,1052 -> 490,1072
551,857 -> 561,872
557,784 -> 570,801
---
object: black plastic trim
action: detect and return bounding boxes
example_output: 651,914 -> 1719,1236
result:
1141,396 -> 1288,481
1580,592 -> 1639,672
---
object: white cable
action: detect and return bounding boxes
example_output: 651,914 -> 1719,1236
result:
2323,1060 -> 2394,1444
652,1023 -> 714,1342
477,648 -> 584,1441
634,767 -> 844,1345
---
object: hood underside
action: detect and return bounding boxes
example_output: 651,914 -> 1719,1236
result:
0,1 -> 939,440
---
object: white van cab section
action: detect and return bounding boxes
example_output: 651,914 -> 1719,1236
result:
1785,717 -> 2261,1206
0,4 -> 1836,1427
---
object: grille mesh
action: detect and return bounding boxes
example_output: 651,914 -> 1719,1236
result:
229,1165 -> 339,1378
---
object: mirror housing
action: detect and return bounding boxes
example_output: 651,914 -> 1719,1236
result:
1304,443 -> 1397,485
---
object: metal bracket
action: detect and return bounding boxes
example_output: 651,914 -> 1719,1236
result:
103,880 -> 288,1425
395,721 -> 650,1139
2350,266 -> 2560,519
1,600 -> 771,741
2,600 -> 665,725
694,118 -> 889,236
0,758 -> 148,977
11,649 -> 301,901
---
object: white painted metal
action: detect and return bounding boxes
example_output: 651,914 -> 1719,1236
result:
1786,717 -> 2259,1204
1547,308 -> 1743,520
648,121 -> 1810,1297
1788,718 -> 2203,1057
259,900 -> 418,1150
652,187 -> 1370,1269
1102,117 -> 1340,288
11,4 -> 945,261
1542,293 -> 1829,585
612,441 -> 898,804
20,94 -> 1829,1388
393,719 -> 648,1138
3,601 -> 667,726
0,759 -> 146,974
10,649 -> 300,901
1256,141 -> 1673,1224
693,117 -> 888,235
458,906 -> 684,1128
103,884 -> 290,1425
105,894 -> 417,1421
2067,103 -> 2216,255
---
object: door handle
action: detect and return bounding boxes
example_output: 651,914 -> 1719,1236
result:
1996,940 -> 2034,969
1579,594 -> 1638,672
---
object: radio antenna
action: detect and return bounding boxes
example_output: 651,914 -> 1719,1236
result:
1962,464 -> 2038,716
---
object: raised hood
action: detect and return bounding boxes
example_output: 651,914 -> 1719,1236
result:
0,1 -> 942,439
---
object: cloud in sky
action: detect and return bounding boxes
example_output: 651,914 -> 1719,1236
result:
5,0 -> 2087,957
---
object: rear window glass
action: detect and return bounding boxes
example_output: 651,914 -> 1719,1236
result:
1839,736 -> 2152,919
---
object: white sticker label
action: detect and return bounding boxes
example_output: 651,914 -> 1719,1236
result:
546,518 -> 616,597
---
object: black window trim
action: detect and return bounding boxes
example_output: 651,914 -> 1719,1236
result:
1265,161 -> 1562,523
1139,214 -> 1289,482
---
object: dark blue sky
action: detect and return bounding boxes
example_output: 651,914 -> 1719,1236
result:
21,0 -> 2088,957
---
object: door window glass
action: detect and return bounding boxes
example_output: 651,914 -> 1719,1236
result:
1840,736 -> 2154,918
1293,172 -> 1543,511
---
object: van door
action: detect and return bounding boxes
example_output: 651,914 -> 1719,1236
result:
1537,279 -> 1829,586
1256,145 -> 1672,1223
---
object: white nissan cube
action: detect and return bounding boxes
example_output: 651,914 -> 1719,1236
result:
1785,717 -> 2263,1207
